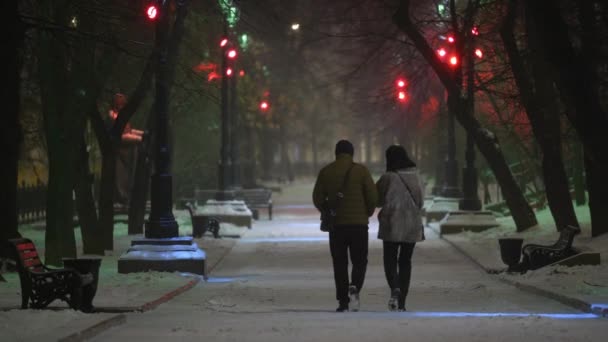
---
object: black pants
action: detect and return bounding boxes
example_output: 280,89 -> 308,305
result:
383,241 -> 416,307
329,225 -> 368,304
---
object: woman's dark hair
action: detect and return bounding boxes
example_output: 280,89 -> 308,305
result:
385,145 -> 416,172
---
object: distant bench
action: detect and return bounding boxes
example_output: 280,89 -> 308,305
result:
239,189 -> 273,220
190,188 -> 273,220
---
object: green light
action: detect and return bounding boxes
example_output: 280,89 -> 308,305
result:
240,34 -> 249,50
219,0 -> 239,27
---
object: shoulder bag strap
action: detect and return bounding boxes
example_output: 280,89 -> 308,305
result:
334,163 -> 355,207
395,172 -> 421,208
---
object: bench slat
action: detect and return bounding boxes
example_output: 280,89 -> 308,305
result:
16,243 -> 35,251
23,258 -> 42,269
20,251 -> 39,260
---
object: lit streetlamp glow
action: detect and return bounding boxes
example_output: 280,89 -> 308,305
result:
291,23 -> 300,31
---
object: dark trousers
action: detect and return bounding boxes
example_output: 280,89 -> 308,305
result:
383,241 -> 416,307
329,225 -> 368,304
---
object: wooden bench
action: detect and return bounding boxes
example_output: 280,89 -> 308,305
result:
8,238 -> 96,311
237,188 -> 273,220
185,203 -> 221,239
521,225 -> 580,270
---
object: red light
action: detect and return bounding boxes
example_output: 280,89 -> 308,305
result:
260,101 -> 269,111
239,70 -> 245,77
475,49 -> 483,58
220,38 -> 229,47
397,91 -> 407,102
208,71 -> 220,82
437,48 -> 447,57
146,5 -> 158,20
396,79 -> 406,88
471,26 -> 479,36
449,56 -> 458,65
447,36 -> 455,43
226,67 -> 233,76
227,49 -> 237,59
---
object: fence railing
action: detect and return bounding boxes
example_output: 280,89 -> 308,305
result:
17,181 -> 47,224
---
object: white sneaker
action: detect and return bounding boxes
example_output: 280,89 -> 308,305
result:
348,285 -> 360,312
388,289 -> 400,311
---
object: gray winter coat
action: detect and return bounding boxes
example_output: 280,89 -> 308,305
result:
376,168 -> 424,242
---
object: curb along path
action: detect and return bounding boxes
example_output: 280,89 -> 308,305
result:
430,225 -> 608,318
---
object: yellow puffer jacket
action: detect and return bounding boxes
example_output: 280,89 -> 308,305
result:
312,154 -> 378,226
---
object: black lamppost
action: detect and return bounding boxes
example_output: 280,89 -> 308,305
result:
217,25 -> 234,200
145,0 -> 178,238
460,27 -> 482,210
229,55 -> 241,189
442,94 -> 462,198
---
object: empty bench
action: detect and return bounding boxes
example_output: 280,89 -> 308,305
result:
238,188 -> 273,220
8,238 -> 99,312
521,225 -> 580,270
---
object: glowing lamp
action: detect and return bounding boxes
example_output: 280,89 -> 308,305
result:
397,91 -> 407,102
146,5 -> 158,20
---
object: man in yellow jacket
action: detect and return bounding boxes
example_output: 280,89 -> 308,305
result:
313,140 -> 378,312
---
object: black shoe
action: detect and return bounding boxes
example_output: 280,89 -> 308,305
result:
398,307 -> 406,312
336,304 -> 349,312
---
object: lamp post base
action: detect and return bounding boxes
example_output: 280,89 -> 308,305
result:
145,218 -> 179,239
460,166 -> 482,211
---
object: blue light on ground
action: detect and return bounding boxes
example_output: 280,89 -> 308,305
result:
206,277 -> 238,283
241,237 -> 328,243
400,312 -> 599,319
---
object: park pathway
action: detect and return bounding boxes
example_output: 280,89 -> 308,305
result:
92,204 -> 604,341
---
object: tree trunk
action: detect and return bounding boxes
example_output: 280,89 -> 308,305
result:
44,135 -> 78,265
128,142 -> 152,235
0,0 -> 22,251
98,148 -> 117,252
38,1 -> 78,265
585,155 -> 608,237
279,122 -> 294,182
500,1 -> 578,231
572,141 -> 586,206
74,136 -> 103,254
525,1 -> 607,236
466,115 -> 537,231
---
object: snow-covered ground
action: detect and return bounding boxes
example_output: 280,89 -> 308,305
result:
1,180 -> 606,341
91,205 -> 606,342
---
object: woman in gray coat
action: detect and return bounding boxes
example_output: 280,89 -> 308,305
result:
376,145 -> 424,311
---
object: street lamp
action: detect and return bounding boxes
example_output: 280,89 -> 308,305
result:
291,23 -> 300,31
436,34 -> 462,198
460,28 -> 483,211
145,0 -> 178,238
